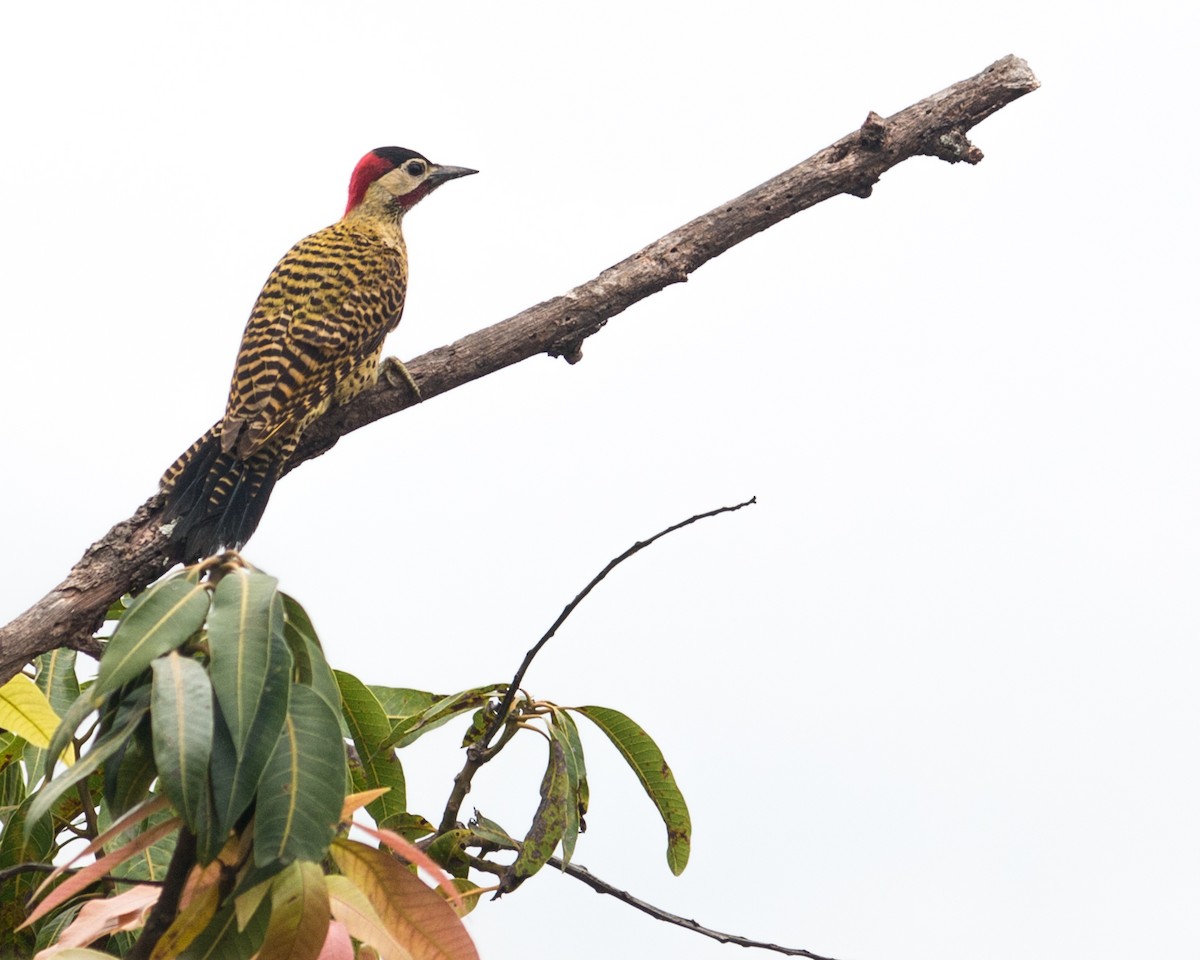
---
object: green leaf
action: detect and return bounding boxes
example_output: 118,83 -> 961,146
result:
230,858 -> 289,908
208,578 -> 292,836
360,752 -> 408,833
22,649 -> 80,785
0,794 -> 55,938
335,672 -> 391,753
0,730 -> 21,772
208,573 -> 287,752
466,811 -> 519,850
34,648 -> 80,715
104,722 -> 159,820
0,739 -> 25,810
254,684 -> 345,867
367,811 -> 436,842
104,596 -> 131,622
426,829 -> 472,879
234,874 -> 275,933
460,707 -> 490,748
549,709 -> 587,866
499,737 -> 569,894
32,900 -> 85,953
95,681 -> 152,801
368,685 -> 440,719
383,684 -> 505,749
98,678 -> 151,744
28,698 -> 150,825
448,877 -> 483,917
336,671 -> 407,828
189,779 -> 224,868
151,652 -> 213,829
280,593 -> 340,716
560,710 -> 589,823
105,802 -> 178,882
205,707 -> 240,861
95,574 -> 210,699
43,688 -> 103,783
575,704 -> 691,875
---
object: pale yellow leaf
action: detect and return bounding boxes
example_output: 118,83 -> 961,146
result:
0,674 -> 63,752
341,787 -> 391,821
234,872 -> 275,932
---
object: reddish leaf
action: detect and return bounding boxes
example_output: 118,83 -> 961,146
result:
349,822 -> 463,911
21,817 -> 179,929
30,794 -> 171,901
330,839 -> 478,960
316,920 -> 355,960
32,884 -> 160,954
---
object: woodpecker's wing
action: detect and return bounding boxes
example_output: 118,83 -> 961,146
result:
220,222 -> 407,459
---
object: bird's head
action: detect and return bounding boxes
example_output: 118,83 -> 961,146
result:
344,146 -> 477,218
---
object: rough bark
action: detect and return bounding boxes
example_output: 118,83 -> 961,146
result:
0,55 -> 1039,683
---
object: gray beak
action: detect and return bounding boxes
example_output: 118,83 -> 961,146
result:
429,164 -> 479,184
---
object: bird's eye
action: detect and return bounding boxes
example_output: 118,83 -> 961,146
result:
406,161 -> 426,177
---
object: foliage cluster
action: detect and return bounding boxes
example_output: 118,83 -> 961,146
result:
0,553 -> 689,958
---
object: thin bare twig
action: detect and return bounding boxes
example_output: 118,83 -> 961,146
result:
0,861 -> 163,886
552,857 -> 841,960
438,497 -> 756,834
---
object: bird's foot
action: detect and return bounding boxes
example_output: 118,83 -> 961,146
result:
380,356 -> 422,401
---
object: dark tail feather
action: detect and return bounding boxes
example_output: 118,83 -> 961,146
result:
160,426 -> 278,561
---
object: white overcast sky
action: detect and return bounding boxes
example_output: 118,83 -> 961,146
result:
1,2 -> 1196,958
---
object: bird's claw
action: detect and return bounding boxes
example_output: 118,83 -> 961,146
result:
380,356 -> 422,400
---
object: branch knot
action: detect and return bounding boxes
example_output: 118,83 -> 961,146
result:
858,111 -> 888,150
932,127 -> 985,164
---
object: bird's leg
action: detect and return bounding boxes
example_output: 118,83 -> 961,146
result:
380,355 -> 422,401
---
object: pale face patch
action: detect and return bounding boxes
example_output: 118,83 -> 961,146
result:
374,164 -> 433,203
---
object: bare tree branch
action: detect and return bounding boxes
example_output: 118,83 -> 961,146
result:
0,55 -> 1039,682
551,857 -> 841,959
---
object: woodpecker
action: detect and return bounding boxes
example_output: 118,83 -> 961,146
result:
160,146 -> 477,560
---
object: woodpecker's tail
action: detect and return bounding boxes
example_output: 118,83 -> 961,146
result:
160,425 -> 279,562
